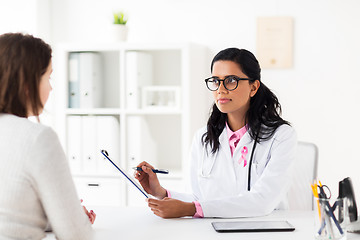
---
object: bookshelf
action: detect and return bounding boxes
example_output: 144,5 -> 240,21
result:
52,42 -> 210,207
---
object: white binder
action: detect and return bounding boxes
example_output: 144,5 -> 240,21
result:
79,52 -> 102,108
82,116 -> 97,173
126,116 -> 157,206
68,52 -> 103,108
126,116 -> 157,169
125,52 -> 153,109
96,116 -> 120,174
68,53 -> 80,108
66,116 -> 82,173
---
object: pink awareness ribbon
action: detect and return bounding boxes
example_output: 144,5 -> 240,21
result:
239,146 -> 248,167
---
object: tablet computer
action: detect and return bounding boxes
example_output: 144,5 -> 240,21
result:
212,220 -> 295,232
100,150 -> 150,198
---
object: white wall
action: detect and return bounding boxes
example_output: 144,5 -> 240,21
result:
50,0 -> 360,201
3,0 -> 360,204
0,0 -> 51,42
0,0 -> 54,125
0,0 -> 37,34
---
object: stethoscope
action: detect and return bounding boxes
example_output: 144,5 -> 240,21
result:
200,133 -> 259,191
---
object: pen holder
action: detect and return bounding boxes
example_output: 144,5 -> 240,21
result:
314,197 -> 349,240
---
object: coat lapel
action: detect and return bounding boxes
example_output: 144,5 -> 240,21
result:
232,130 -> 253,158
219,127 -> 232,161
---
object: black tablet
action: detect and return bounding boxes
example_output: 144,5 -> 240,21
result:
212,220 -> 295,232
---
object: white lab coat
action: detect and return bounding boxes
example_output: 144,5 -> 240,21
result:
169,124 -> 297,218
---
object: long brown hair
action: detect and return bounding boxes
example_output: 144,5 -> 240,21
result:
0,33 -> 52,117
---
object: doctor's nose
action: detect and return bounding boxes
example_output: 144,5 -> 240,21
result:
217,81 -> 228,94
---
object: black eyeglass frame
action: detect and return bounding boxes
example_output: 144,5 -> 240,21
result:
204,75 -> 253,91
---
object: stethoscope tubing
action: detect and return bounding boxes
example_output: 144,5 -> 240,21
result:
247,133 -> 259,191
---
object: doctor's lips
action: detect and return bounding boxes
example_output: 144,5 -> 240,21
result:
217,98 -> 231,104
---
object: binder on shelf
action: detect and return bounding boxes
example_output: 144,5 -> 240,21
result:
126,116 -> 157,207
68,53 -> 80,108
125,52 -> 153,109
66,116 -> 82,173
66,115 -> 121,175
68,52 -> 102,108
127,116 -> 157,170
82,116 -> 98,173
96,116 -> 120,174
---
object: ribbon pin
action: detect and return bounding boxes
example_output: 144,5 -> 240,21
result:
239,146 -> 248,167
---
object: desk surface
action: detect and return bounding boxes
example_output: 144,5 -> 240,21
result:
44,207 -> 360,240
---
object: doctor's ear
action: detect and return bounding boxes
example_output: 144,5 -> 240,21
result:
250,80 -> 260,98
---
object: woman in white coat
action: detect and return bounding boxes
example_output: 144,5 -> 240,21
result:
135,48 -> 297,218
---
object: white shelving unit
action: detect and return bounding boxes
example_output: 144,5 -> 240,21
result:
52,42 -> 210,207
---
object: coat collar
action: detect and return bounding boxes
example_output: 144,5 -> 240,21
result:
205,127 -> 254,159
218,127 -> 253,159
220,126 -> 253,145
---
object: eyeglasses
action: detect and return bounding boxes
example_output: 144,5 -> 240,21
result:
204,75 -> 253,91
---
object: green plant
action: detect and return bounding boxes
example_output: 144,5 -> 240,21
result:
113,11 -> 128,25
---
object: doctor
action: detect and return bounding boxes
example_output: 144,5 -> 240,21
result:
135,48 -> 297,218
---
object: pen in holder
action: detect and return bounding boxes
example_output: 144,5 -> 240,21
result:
315,196 -> 349,240
312,178 -> 358,239
313,181 -> 350,240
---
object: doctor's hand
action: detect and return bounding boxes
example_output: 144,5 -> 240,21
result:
146,198 -> 196,218
134,161 -> 167,199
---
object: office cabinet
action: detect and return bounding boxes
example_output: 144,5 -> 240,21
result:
53,43 -> 210,207
73,177 -> 124,207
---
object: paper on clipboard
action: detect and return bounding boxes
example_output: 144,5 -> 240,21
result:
100,150 -> 150,198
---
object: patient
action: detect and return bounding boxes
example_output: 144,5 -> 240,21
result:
0,33 -> 95,239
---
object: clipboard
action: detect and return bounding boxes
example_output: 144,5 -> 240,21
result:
211,220 -> 295,232
100,150 -> 150,198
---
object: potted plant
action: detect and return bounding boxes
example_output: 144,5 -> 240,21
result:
111,11 -> 128,41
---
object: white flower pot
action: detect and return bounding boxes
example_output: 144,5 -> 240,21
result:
111,24 -> 128,42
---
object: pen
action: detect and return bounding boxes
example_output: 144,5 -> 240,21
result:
311,181 -> 321,220
318,180 -> 344,235
132,167 -> 169,174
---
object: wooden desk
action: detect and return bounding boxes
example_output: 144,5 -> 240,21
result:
44,207 -> 360,240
